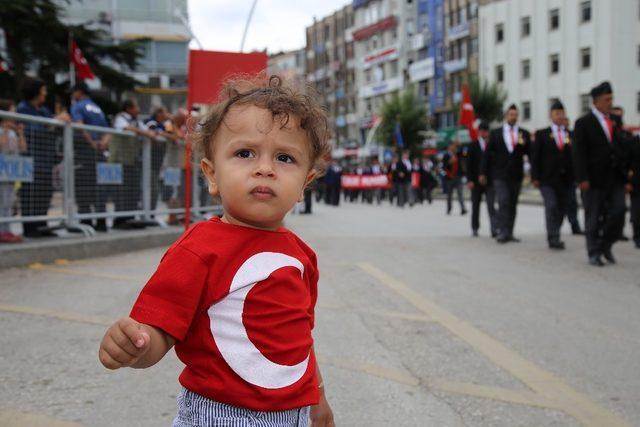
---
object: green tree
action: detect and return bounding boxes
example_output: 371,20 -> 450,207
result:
0,0 -> 145,109
378,89 -> 428,156
468,75 -> 508,123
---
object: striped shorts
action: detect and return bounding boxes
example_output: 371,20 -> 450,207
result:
172,387 -> 311,427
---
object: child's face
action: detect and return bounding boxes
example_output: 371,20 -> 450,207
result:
201,105 -> 315,230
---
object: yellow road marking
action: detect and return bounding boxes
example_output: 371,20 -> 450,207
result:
0,304 -> 111,326
0,409 -> 83,427
317,304 -> 432,323
430,380 -> 559,409
358,262 -> 630,427
317,354 -> 420,386
29,263 -> 142,283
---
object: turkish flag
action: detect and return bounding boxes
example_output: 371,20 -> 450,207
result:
459,84 -> 478,141
70,39 -> 96,80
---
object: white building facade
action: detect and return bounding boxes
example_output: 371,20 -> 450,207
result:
478,0 -> 640,129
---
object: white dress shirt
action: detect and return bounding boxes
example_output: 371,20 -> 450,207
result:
591,107 -> 612,142
502,124 -> 519,153
478,136 -> 487,152
551,124 -> 566,149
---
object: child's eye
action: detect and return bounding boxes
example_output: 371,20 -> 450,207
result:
277,154 -> 295,164
235,149 -> 254,159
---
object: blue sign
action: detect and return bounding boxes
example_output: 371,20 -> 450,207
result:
162,167 -> 182,187
96,162 -> 123,185
0,154 -> 33,182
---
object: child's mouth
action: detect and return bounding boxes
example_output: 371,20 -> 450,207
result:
251,186 -> 276,200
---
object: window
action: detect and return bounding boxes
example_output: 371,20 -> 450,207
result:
580,94 -> 590,114
521,59 -> 530,79
496,64 -> 504,82
522,101 -> 531,120
549,9 -> 560,30
550,54 -> 560,74
581,1 -> 592,23
496,23 -> 504,43
521,16 -> 531,37
389,60 -> 398,77
580,48 -> 591,69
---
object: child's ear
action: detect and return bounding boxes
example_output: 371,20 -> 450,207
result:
200,158 -> 219,196
299,169 -> 317,201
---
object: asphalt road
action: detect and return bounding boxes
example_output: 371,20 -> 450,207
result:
1,200 -> 639,427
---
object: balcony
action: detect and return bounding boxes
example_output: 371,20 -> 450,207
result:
443,57 -> 467,73
447,21 -> 470,41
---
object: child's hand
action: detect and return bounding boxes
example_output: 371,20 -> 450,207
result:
99,317 -> 151,369
310,391 -> 335,426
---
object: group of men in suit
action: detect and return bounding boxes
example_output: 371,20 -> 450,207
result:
465,81 -> 639,266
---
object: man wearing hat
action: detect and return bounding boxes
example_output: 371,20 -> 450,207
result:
532,100 -> 574,249
466,120 -> 497,237
573,81 -> 629,266
480,104 -> 531,243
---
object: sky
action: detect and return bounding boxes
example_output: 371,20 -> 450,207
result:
188,0 -> 351,54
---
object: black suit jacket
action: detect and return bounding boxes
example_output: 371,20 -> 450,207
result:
531,127 -> 574,186
481,126 -> 531,182
573,112 -> 628,188
392,160 -> 410,183
630,135 -> 640,189
466,139 -> 488,184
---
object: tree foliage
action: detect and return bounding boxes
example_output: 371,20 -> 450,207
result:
0,0 -> 146,107
468,75 -> 508,123
378,89 -> 428,156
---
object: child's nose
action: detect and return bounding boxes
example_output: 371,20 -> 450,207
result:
254,158 -> 275,177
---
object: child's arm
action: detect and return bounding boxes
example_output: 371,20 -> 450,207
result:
310,350 -> 335,427
99,317 -> 175,370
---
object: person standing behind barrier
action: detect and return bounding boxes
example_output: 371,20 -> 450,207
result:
480,104 -> 531,243
466,121 -> 496,237
112,99 -> 153,229
70,82 -> 111,232
17,77 -> 70,237
531,100 -> 574,250
442,140 -> 467,216
573,82 -> 630,266
163,109 -> 187,225
0,100 -> 27,243
144,107 -> 171,212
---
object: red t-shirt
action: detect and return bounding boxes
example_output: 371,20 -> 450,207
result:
130,217 -> 320,411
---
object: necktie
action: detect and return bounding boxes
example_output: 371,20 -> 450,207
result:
557,128 -> 564,151
603,114 -> 614,143
510,128 -> 517,151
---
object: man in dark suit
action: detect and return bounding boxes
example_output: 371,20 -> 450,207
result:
629,130 -> 640,249
532,100 -> 574,250
480,104 -> 531,243
573,81 -> 630,266
393,150 -> 412,207
466,121 -> 496,237
442,140 -> 467,215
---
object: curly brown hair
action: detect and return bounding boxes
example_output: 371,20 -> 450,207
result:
191,74 -> 331,175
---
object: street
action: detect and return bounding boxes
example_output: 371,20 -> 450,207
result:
1,200 -> 639,427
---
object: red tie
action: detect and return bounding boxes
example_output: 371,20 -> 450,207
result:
604,114 -> 614,143
510,128 -> 517,150
557,129 -> 564,151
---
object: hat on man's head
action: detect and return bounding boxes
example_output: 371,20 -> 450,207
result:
590,81 -> 612,99
550,100 -> 564,111
478,120 -> 490,131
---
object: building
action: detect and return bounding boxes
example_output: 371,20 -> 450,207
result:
410,0 -> 445,127
351,0 -> 415,144
478,0 -> 640,129
440,0 -> 479,128
268,49 -> 306,89
58,0 -> 191,113
305,5 -> 358,147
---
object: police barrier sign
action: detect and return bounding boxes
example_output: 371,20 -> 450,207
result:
0,154 -> 33,183
96,162 -> 123,185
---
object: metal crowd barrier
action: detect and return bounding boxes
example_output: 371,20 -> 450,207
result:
0,110 -> 221,237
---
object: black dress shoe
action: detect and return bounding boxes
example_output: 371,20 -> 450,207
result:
461,210 -> 468,215
508,236 -> 521,243
572,228 -> 584,235
472,229 -> 479,237
496,236 -> 509,244
549,241 -> 566,250
602,249 -> 616,264
588,255 -> 605,267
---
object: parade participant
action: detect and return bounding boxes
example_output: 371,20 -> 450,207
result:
466,121 -> 496,237
70,81 -> 111,232
99,75 -> 335,427
394,150 -> 412,207
421,156 -> 436,204
573,82 -> 629,266
629,127 -> 640,249
532,100 -> 574,250
442,140 -> 467,215
411,157 -> 423,204
561,117 -> 583,235
480,104 -> 531,243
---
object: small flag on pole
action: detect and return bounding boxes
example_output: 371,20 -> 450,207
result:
69,38 -> 95,80
394,121 -> 404,148
459,84 -> 478,141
